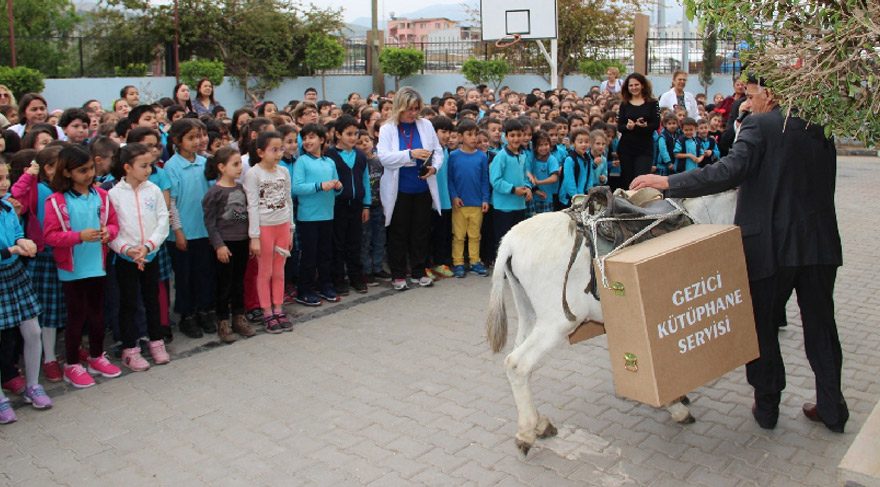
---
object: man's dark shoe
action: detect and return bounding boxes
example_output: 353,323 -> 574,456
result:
752,402 -> 778,430
334,281 -> 351,296
197,311 -> 217,333
179,315 -> 203,339
802,403 -> 845,433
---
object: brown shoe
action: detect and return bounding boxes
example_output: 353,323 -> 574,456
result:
802,402 -> 845,433
217,319 -> 237,343
232,314 -> 256,338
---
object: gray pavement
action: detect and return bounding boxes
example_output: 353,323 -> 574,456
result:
1,156 -> 879,486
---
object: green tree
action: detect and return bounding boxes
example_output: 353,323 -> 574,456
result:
0,66 -> 45,98
303,34 -> 345,100
379,47 -> 424,90
0,0 -> 80,77
699,20 -> 717,96
577,59 -> 627,80
180,59 -> 225,89
462,58 -> 510,93
87,0 -> 343,102
684,0 -> 880,145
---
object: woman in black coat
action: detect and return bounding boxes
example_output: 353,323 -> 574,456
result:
615,73 -> 660,190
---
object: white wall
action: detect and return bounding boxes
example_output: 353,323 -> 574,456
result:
41,74 -> 736,111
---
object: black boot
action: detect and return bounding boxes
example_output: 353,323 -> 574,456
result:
179,315 -> 203,338
198,311 -> 217,333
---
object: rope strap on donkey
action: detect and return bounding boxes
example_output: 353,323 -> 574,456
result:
560,187 -> 692,322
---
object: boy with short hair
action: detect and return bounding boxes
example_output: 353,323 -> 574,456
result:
655,114 -> 680,176
490,118 -> 532,243
325,115 -> 370,295
356,130 -> 389,283
59,108 -> 91,145
558,128 -> 591,206
673,117 -> 705,173
427,115 -> 455,278
696,119 -> 718,166
447,120 -> 490,278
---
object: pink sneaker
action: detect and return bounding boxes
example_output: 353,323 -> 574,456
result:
87,353 -> 122,378
1,375 -> 26,395
43,361 -> 63,382
121,348 -> 150,372
0,398 -> 16,424
148,340 -> 170,365
64,364 -> 96,388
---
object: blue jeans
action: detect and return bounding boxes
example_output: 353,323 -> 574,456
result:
361,206 -> 386,274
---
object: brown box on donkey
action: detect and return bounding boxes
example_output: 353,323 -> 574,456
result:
597,224 -> 759,407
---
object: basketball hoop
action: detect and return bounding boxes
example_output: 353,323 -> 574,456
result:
494,34 -> 522,49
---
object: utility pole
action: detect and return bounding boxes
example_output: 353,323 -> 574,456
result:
6,0 -> 16,67
370,0 -> 384,95
173,0 -> 180,83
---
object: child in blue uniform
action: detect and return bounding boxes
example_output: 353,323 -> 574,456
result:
558,128 -> 591,207
654,114 -> 679,176
527,130 -> 559,215
673,118 -> 705,173
489,119 -> 531,244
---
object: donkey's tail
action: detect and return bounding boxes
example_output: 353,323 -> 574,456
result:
486,241 -> 511,353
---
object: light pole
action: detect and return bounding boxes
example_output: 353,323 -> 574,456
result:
6,0 -> 16,67
371,0 -> 384,95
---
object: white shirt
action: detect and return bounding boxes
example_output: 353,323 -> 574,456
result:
658,89 -> 700,119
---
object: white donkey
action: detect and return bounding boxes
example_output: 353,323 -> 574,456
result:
486,191 -> 737,455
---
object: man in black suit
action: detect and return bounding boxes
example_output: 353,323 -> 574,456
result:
630,76 -> 848,433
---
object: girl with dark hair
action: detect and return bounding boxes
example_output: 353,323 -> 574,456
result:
172,83 -> 193,113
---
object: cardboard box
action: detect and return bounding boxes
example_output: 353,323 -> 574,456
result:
597,224 -> 759,407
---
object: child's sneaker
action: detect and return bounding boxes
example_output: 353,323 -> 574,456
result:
2,375 -> 26,395
276,313 -> 294,332
365,274 -> 379,287
374,270 -> 392,281
0,398 -> 16,424
87,353 -> 122,378
433,265 -> 454,278
42,361 -> 63,382
148,340 -> 171,364
334,281 -> 351,296
232,314 -> 256,337
295,293 -> 322,307
392,278 -> 409,291
453,265 -> 466,278
217,319 -> 238,343
470,262 -> 489,276
264,315 -> 283,334
64,364 -> 95,388
121,348 -> 150,372
424,268 -> 437,280
410,276 -> 434,288
318,287 -> 340,303
245,308 -> 264,323
283,286 -> 298,304
23,384 -> 52,409
351,278 -> 368,294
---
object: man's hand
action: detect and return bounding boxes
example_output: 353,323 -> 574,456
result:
630,174 -> 670,191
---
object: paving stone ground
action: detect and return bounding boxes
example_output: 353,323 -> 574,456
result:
1,156 -> 878,486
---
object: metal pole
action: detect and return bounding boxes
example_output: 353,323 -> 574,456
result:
6,0 -> 16,67
173,0 -> 180,82
78,37 -> 84,77
681,6 -> 690,73
370,0 -> 384,94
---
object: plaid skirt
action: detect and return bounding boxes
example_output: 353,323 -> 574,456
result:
157,244 -> 173,281
529,196 -> 555,216
26,249 -> 66,328
0,259 -> 41,330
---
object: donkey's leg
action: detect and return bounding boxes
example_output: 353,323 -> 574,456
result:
665,400 -> 695,424
508,270 -> 536,348
504,320 -> 565,456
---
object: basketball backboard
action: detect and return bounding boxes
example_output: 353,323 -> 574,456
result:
480,0 -> 558,41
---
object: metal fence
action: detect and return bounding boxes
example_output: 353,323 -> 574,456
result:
646,36 -> 743,75
2,36 -> 743,78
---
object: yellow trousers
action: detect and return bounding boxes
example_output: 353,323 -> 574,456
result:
451,206 -> 483,266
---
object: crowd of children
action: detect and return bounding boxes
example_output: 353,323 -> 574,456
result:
0,75 -> 729,423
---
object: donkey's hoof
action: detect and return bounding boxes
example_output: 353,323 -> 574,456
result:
677,413 -> 696,425
537,421 -> 558,439
515,439 -> 532,456
679,395 -> 691,406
